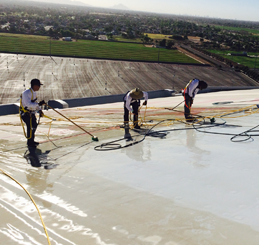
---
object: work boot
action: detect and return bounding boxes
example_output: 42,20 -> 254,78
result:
186,117 -> 195,123
124,133 -> 132,138
27,141 -> 39,147
134,125 -> 141,129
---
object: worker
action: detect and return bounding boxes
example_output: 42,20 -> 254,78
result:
123,88 -> 148,129
182,79 -> 207,122
20,78 -> 46,147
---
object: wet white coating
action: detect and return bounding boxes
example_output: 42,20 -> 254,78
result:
1,91 -> 259,244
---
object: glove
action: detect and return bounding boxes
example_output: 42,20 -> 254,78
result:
143,101 -> 147,106
38,100 -> 46,106
39,110 -> 44,117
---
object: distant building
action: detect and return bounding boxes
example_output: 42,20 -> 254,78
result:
85,34 -> 96,40
62,37 -> 72,41
1,22 -> 10,30
82,29 -> 91,34
44,26 -> 53,31
98,35 -> 108,41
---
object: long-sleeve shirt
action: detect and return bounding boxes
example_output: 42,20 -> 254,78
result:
124,91 -> 148,112
21,88 -> 41,112
185,79 -> 200,98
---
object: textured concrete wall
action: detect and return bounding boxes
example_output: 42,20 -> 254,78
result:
48,89 -> 174,109
0,89 -> 174,113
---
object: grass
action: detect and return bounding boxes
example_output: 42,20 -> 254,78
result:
0,33 -> 200,64
213,25 -> 259,35
209,49 -> 259,69
112,35 -> 142,43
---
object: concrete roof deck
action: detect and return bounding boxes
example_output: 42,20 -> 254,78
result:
1,90 -> 259,244
0,53 -> 258,105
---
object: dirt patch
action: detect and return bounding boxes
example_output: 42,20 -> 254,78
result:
188,36 -> 211,44
177,46 -> 210,65
144,44 -> 155,48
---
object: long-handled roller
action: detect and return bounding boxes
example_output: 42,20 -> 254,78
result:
46,104 -> 99,141
165,100 -> 184,111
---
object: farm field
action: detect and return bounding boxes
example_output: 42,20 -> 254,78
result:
112,36 -> 142,43
208,49 -> 259,69
0,33 -> 198,64
144,33 -> 173,40
213,25 -> 259,35
0,53 -> 257,104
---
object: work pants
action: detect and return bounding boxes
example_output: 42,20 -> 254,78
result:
124,100 -> 139,127
21,112 -> 38,146
184,94 -> 193,120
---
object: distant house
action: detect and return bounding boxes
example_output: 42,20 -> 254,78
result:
82,29 -> 91,34
1,22 -> 10,30
44,26 -> 53,31
98,35 -> 108,41
85,34 -> 95,40
111,30 -> 118,35
62,37 -> 72,41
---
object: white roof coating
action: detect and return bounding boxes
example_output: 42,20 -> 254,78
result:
1,90 -> 259,245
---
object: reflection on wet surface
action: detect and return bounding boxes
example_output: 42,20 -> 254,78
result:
1,94 -> 259,244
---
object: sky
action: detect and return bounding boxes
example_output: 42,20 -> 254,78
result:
79,0 -> 259,22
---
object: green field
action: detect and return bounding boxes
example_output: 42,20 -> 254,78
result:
0,33 -> 199,64
112,35 -> 142,43
144,33 -> 173,40
213,25 -> 259,35
209,49 -> 259,69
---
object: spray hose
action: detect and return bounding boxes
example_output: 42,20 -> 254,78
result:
0,169 -> 51,245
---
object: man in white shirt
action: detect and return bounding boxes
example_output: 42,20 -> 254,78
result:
123,88 -> 148,129
182,79 -> 207,122
20,79 -> 46,147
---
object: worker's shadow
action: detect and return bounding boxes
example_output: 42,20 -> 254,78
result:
25,167 -> 54,208
24,147 -> 57,169
122,140 -> 151,162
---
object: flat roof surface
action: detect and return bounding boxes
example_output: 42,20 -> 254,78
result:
1,90 -> 259,244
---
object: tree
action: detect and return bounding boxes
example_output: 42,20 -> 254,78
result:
166,40 -> 174,49
107,33 -> 113,39
159,39 -> 166,47
49,28 -> 54,37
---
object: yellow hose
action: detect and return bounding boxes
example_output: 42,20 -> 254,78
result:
0,169 -> 51,245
